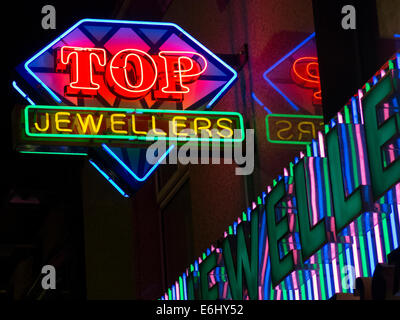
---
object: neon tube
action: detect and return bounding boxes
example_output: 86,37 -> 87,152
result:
251,92 -> 272,114
12,81 -> 36,105
19,151 -> 88,156
102,143 -> 174,182
349,222 -> 361,278
366,228 -> 376,275
345,247 -> 354,292
331,243 -> 340,293
374,223 -> 384,263
24,18 -> 238,109
89,160 -> 129,197
391,206 -> 399,249
263,33 -> 315,111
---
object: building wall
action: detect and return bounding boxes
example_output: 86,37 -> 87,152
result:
377,0 -> 400,38
81,161 -> 136,299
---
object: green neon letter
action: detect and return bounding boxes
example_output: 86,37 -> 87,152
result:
266,180 -> 294,287
199,252 -> 218,300
363,72 -> 400,200
222,208 -> 258,300
294,158 -> 327,261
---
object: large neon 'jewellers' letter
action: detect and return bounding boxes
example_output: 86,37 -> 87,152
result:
154,51 -> 207,101
106,49 -> 157,100
56,46 -> 106,96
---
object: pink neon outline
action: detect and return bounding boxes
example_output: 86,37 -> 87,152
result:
308,158 -> 319,226
276,288 -> 281,300
108,48 -> 158,94
60,46 -> 107,92
175,280 -> 180,300
223,281 -> 228,299
284,167 -> 289,176
261,231 -> 269,291
158,51 -> 207,94
291,271 -> 298,291
355,124 -> 368,186
358,89 -> 364,124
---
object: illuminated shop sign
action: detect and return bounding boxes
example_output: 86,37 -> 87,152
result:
14,19 -> 238,194
263,33 -> 321,114
163,53 -> 400,300
23,105 -> 244,145
22,19 -> 237,110
266,114 -> 324,145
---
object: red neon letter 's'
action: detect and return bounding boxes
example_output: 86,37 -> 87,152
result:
154,51 -> 207,101
56,46 -> 107,96
290,57 -> 321,105
105,49 -> 157,100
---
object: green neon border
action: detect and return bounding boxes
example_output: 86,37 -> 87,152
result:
265,113 -> 324,145
19,151 -> 88,156
24,105 -> 245,143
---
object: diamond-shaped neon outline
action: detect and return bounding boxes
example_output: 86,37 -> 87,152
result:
22,18 -> 237,184
262,32 -> 316,112
24,18 -> 238,108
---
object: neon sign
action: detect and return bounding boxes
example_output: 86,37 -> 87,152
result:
266,114 -> 324,145
14,19 -> 239,195
22,105 -> 244,144
22,19 -> 237,110
163,52 -> 400,300
56,46 -> 208,101
263,33 -> 321,114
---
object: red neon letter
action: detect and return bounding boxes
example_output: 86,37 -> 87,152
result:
105,49 -> 157,100
56,46 -> 106,96
154,51 -> 207,101
290,57 -> 321,105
